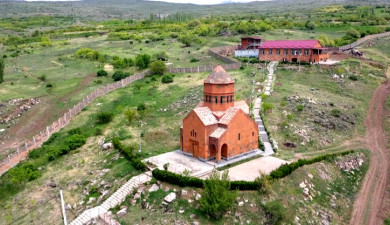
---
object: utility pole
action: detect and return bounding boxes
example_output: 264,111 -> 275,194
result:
60,190 -> 68,225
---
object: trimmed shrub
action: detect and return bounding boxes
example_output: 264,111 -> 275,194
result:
96,112 -> 114,124
161,74 -> 173,83
112,137 -> 147,172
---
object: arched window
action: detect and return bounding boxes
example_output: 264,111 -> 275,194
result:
252,132 -> 254,137
238,133 -> 241,140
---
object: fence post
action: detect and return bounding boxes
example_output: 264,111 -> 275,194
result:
47,126 -> 50,136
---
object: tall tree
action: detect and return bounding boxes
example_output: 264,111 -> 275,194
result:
0,58 -> 4,83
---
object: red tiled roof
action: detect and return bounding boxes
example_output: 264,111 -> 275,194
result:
193,107 -> 218,126
219,107 -> 239,125
259,40 -> 320,49
210,127 -> 227,139
234,101 -> 249,115
204,65 -> 235,84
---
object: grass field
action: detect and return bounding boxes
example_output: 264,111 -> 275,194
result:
262,60 -> 385,160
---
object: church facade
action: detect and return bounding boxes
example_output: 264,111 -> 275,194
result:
180,66 -> 258,162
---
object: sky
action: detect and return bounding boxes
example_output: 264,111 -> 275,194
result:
147,0 -> 268,5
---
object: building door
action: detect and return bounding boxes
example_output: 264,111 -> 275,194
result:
210,144 -> 217,159
221,144 -> 228,159
292,58 -> 298,63
192,143 -> 199,157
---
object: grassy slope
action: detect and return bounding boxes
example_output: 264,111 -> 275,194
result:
116,151 -> 369,225
262,60 -> 384,160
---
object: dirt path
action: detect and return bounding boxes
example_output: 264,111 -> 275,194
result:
350,79 -> 390,225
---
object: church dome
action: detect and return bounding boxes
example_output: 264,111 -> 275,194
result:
204,65 -> 235,84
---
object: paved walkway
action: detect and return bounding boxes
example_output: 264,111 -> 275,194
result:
225,156 -> 289,181
253,98 -> 274,156
69,172 -> 152,225
264,61 -> 277,96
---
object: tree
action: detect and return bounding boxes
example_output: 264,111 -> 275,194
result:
135,54 -> 151,69
40,36 -> 53,47
347,28 -> 361,38
200,171 -> 237,219
123,108 -> 137,124
0,58 -> 4,83
263,201 -> 286,225
153,51 -> 168,61
150,60 -> 166,75
97,69 -> 108,77
178,33 -> 199,47
96,112 -> 114,124
305,21 -> 316,30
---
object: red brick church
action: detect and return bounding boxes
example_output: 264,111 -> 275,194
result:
180,66 -> 258,162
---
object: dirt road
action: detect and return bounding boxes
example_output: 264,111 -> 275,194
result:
350,79 -> 390,225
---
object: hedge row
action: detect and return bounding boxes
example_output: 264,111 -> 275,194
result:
269,150 -> 354,179
152,169 -> 262,190
112,137 -> 147,172
152,151 -> 354,190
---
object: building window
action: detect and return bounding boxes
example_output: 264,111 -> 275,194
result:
215,97 -> 218,104
260,49 -> 264,55
252,132 -> 254,136
231,95 -> 234,102
191,129 -> 196,137
268,49 -> 272,55
276,49 -> 280,55
238,133 -> 241,140
305,49 -> 309,55
284,49 -> 288,55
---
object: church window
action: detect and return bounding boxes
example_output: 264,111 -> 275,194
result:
238,133 -> 241,140
252,132 -> 254,136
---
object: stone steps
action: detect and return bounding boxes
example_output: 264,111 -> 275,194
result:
69,172 -> 152,225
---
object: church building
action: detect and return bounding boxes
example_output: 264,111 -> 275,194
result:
180,66 -> 258,162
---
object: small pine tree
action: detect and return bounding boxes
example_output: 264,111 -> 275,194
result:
123,108 -> 137,124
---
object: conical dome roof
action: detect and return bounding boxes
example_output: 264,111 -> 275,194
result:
204,65 -> 235,84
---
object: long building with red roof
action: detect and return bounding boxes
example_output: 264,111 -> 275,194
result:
235,37 -> 329,63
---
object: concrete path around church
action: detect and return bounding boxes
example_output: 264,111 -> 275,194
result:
144,150 -> 215,177
225,156 -> 289,181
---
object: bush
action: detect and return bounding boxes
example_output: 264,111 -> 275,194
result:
97,70 -> 108,77
161,74 -> 173,83
190,58 -> 199,63
94,127 -> 103,136
68,128 -> 82,135
8,163 -> 41,184
264,201 -> 286,225
112,71 -> 130,81
65,134 -> 87,150
135,54 -> 151,69
331,109 -> 341,117
262,102 -> 274,113
349,75 -> 358,81
123,108 -> 137,124
150,60 -> 166,75
137,102 -> 146,111
38,75 -> 46,82
296,104 -> 304,111
200,171 -> 237,219
46,83 -> 53,88
96,112 -> 114,124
